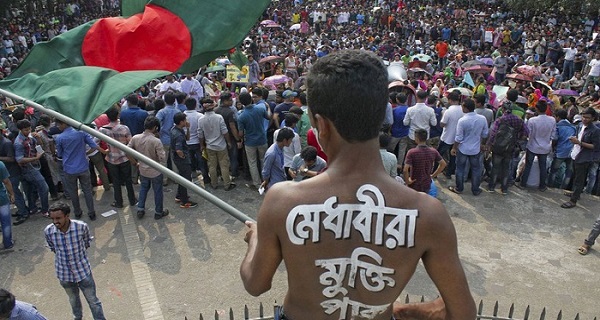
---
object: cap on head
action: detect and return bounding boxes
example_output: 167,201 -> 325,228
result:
282,90 -> 298,99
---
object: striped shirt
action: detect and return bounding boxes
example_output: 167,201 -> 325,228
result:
44,220 -> 92,283
99,121 -> 132,164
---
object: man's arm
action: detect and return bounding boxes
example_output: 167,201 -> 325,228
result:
240,189 -> 284,296
431,158 -> 447,179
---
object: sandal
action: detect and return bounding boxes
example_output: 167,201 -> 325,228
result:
563,191 -> 573,197
448,186 -> 462,194
560,201 -> 576,209
578,245 -> 590,255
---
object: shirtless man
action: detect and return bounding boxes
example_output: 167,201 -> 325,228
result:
240,50 -> 476,320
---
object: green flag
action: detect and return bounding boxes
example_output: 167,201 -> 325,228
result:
0,0 -> 269,124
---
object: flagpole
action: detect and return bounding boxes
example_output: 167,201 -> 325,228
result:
0,88 -> 254,223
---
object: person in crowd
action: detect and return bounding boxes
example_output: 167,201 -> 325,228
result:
288,146 -> 326,182
99,107 -> 136,209
274,113 -> 302,180
438,90 -> 464,179
238,92 -> 271,190
403,90 -> 437,149
449,98 -> 489,195
0,288 -> 47,319
548,109 -> 576,189
171,112 -> 198,208
128,116 -> 169,220
45,201 -> 106,320
183,97 -> 207,185
562,107 -> 600,209
215,92 -> 242,178
0,159 -> 15,250
260,127 -> 294,191
378,133 -> 398,178
54,118 -> 102,221
155,93 -> 181,186
198,98 -> 235,191
240,50 -> 475,320
388,93 -> 410,172
0,132 -> 28,226
404,128 -> 446,194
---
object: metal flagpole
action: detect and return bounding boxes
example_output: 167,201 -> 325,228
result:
0,88 -> 254,223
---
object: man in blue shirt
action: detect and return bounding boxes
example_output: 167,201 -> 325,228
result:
388,93 -> 410,172
118,94 -> 148,136
261,127 -> 294,190
548,109 -> 576,188
0,288 -> 47,319
238,92 -> 271,189
55,119 -> 104,221
449,99 -> 489,196
155,92 -> 181,185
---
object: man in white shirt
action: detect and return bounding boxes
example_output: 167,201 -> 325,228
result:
158,74 -> 181,98
584,51 -> 600,89
403,90 -> 437,149
562,41 -> 577,81
180,73 -> 204,106
437,90 -> 464,179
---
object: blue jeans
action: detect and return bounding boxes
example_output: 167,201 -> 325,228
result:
228,143 -> 240,177
585,162 -> 599,194
520,150 -> 548,189
548,157 -> 573,189
8,174 -> 29,219
456,151 -> 483,194
188,143 -> 210,183
60,273 -> 106,320
584,214 -> 600,247
64,170 -> 95,216
0,204 -> 13,248
137,174 -> 164,214
21,169 -> 49,213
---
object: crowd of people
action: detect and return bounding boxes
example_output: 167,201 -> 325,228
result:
0,0 -> 600,318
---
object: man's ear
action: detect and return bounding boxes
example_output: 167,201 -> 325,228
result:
314,113 -> 332,141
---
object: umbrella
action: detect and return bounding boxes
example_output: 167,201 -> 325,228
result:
449,87 -> 473,97
516,65 -> 542,78
387,65 -> 408,81
260,19 -> 276,25
389,81 -> 416,95
408,67 -> 431,75
259,55 -> 283,64
262,75 -> 291,89
506,73 -> 533,82
461,60 -> 486,68
290,23 -> 301,31
411,54 -> 432,62
265,23 -> 281,28
463,65 -> 492,74
534,80 -> 552,90
479,57 -> 494,66
204,65 -> 226,73
552,89 -> 579,96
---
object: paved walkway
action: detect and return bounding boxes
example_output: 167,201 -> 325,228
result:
0,176 -> 598,319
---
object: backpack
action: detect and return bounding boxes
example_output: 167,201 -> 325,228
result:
492,120 -> 517,155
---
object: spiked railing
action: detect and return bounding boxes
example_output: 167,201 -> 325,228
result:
185,297 -> 597,320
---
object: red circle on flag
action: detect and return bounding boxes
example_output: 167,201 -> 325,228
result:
82,5 -> 191,72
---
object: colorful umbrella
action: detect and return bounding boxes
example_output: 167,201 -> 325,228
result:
463,65 -> 492,74
260,19 -> 276,25
408,67 -> 431,75
516,65 -> 542,78
461,60 -> 486,68
449,87 -> 473,97
388,81 -> 416,95
387,65 -> 407,81
534,80 -> 552,90
262,74 -> 291,89
552,89 -> 580,96
290,23 -> 301,31
259,55 -> 283,64
506,73 -> 533,82
479,57 -> 494,66
265,23 -> 281,28
410,54 -> 432,62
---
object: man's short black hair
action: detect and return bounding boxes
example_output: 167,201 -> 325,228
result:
144,116 -> 160,130
414,128 -> 428,142
307,50 -> 387,142
49,201 -> 71,215
185,97 -> 197,110
447,90 -> 461,102
153,99 -> 165,112
396,93 -> 407,104
0,289 -> 16,317
536,100 -> 547,113
164,92 -> 176,105
473,94 -> 486,105
105,106 -> 119,122
173,112 -> 187,125
300,146 -> 317,162
506,89 -> 519,102
276,127 -> 295,142
416,90 -> 428,100
239,92 -> 252,106
176,92 -> 187,103
220,92 -> 233,101
462,98 -> 476,112
284,113 -> 299,126
378,132 -> 391,148
555,109 -> 568,120
16,119 -> 31,130
126,94 -> 139,106
582,107 -> 598,120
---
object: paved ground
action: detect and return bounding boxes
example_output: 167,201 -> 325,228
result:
1,176 -> 598,319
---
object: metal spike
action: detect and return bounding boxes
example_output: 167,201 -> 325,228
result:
493,301 -> 499,316
508,303 -> 515,318
557,310 -> 562,320
539,307 -> 546,320
259,303 -> 264,317
478,300 -> 484,315
405,294 -> 410,304
524,305 -> 530,320
573,313 -> 579,320
185,317 -> 188,320
244,305 -> 249,320
229,308 -> 234,320
420,295 -> 425,302
214,310 -> 219,320
199,313 -> 203,320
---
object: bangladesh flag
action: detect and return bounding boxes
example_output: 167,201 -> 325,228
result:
0,0 -> 270,124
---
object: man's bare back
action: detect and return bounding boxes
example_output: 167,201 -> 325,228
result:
240,50 -> 475,320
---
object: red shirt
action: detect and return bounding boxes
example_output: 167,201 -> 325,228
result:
307,128 -> 327,162
405,145 -> 442,193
